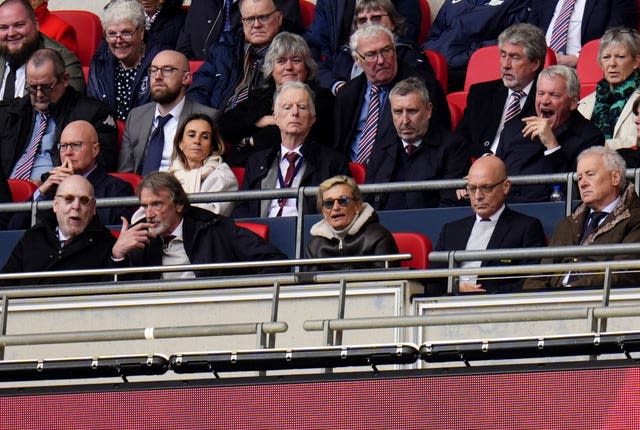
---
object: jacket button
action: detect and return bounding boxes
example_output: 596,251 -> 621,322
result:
483,140 -> 490,147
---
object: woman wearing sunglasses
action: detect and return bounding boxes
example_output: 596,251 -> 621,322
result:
306,175 -> 398,271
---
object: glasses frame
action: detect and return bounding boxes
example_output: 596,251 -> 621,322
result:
105,26 -> 141,42
55,194 -> 95,206
355,45 -> 395,63
148,66 -> 184,77
465,178 -> 507,195
356,13 -> 389,26
240,9 -> 279,26
322,196 -> 357,210
25,76 -> 63,95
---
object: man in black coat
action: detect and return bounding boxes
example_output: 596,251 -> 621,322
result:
232,81 -> 348,218
455,23 -> 546,160
427,155 -> 547,295
0,49 -> 118,179
365,77 -> 469,210
1,175 -> 116,286
112,172 -> 287,279
497,65 -> 604,202
333,24 -> 450,163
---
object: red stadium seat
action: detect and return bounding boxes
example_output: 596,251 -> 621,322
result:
231,166 -> 245,189
300,0 -> 315,29
464,46 -> 557,91
116,119 -> 126,154
576,39 -> 603,98
348,162 -> 366,184
7,179 -> 37,202
446,91 -> 468,128
235,221 -> 269,240
392,232 -> 432,269
418,0 -> 432,45
109,172 -> 143,192
448,99 -> 463,130
51,10 -> 103,67
424,49 -> 448,93
188,60 -> 204,76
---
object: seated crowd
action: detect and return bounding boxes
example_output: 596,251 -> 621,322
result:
2,0 -> 640,293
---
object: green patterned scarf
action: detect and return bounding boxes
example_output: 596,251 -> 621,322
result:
592,69 -> 640,139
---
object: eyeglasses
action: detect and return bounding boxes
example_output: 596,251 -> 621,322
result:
355,45 -> 395,63
55,194 -> 94,206
58,141 -> 95,152
465,179 -> 507,195
241,9 -> 279,26
356,14 -> 389,26
105,26 -> 140,42
25,77 -> 62,95
148,66 -> 183,77
322,196 -> 356,210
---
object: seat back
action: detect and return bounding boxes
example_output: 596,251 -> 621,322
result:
109,172 -> 143,193
348,162 -> 366,184
424,49 -> 448,92
464,46 -> 557,91
235,221 -> 269,240
392,232 -> 432,269
446,91 -> 468,128
8,179 -> 37,202
188,60 -> 204,76
576,39 -> 603,98
51,10 -> 103,67
231,166 -> 245,189
300,0 -> 316,29
448,99 -> 464,130
418,0 -> 432,45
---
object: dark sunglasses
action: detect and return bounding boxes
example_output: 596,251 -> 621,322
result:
322,196 -> 356,209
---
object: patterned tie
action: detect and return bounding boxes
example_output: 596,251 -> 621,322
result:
12,112 -> 49,180
405,144 -> 415,156
356,85 -> 380,165
549,0 -> 577,53
142,114 -> 173,175
277,152 -> 300,216
503,91 -> 525,124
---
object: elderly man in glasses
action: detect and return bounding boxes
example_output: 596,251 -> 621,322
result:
1,175 -> 118,285
426,155 -> 546,295
0,48 -> 118,180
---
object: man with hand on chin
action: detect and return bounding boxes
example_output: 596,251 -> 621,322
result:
111,171 -> 287,279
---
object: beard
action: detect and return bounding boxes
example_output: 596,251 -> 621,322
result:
0,32 -> 40,68
151,84 -> 182,104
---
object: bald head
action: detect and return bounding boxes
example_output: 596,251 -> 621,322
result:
53,175 -> 96,239
150,50 -> 191,106
466,155 -> 511,219
59,120 -> 100,175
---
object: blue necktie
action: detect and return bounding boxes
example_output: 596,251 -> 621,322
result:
142,114 -> 172,175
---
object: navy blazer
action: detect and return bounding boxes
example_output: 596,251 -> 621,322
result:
365,126 -> 470,210
428,206 -> 547,295
528,0 -> 638,47
455,78 -> 537,160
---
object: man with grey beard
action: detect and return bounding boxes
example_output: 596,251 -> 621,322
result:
118,49 -> 218,174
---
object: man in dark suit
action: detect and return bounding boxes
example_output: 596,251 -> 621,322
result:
119,50 -> 219,174
232,81 -> 348,218
528,0 -> 638,67
497,65 -> 604,202
365,77 -> 469,210
428,155 -> 547,295
333,24 -> 450,164
455,23 -> 546,161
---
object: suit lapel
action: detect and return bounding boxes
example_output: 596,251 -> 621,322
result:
135,103 -> 157,168
486,207 -> 512,249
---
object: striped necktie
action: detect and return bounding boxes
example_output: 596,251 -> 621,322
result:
356,85 -> 380,164
12,112 -> 49,180
549,0 -> 577,54
503,91 -> 525,124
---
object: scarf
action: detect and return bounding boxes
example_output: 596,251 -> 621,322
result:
592,69 -> 640,139
170,156 -> 222,193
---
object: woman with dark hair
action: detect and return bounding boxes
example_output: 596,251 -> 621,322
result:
578,27 -> 640,150
219,31 -> 335,167
306,175 -> 398,271
169,113 -> 238,216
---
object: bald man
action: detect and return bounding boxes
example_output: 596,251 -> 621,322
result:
9,120 -> 133,229
119,49 -> 219,174
2,175 -> 117,285
428,155 -> 546,295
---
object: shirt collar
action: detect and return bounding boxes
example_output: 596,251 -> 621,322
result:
154,95 -> 186,119
475,204 -> 506,222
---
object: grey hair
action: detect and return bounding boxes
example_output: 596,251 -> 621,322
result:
538,65 -> 580,100
262,32 -> 317,81
498,23 -> 547,70
353,0 -> 406,36
598,27 -> 640,60
102,0 -> 146,30
28,48 -> 66,78
578,146 -> 627,192
272,80 -> 316,115
316,175 -> 361,211
349,23 -> 396,60
390,76 -> 430,105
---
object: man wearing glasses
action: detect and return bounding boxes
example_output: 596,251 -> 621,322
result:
0,48 -> 118,180
333,24 -> 450,164
118,49 -> 217,174
188,0 -> 284,110
0,0 -> 84,99
427,155 -> 546,295
1,175 -> 118,285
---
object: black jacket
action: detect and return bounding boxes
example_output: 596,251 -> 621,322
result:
1,214 -> 116,286
147,0 -> 187,50
0,86 -> 118,176
122,206 -> 288,279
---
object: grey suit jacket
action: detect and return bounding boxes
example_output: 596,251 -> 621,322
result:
118,96 -> 219,173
